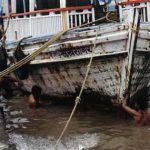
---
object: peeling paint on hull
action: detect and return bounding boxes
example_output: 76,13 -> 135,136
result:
6,23 -> 150,102
5,24 -> 129,102
23,54 -> 127,99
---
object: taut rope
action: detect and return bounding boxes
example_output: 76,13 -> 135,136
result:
0,30 -> 67,78
54,29 -> 98,148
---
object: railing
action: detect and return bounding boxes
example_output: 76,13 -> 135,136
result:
119,0 -> 150,23
3,6 -> 95,41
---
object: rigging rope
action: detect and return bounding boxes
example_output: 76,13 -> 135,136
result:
54,28 -> 98,148
106,11 -> 118,23
0,30 -> 67,78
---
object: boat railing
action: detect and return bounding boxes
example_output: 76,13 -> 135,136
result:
118,0 -> 150,23
3,5 -> 94,41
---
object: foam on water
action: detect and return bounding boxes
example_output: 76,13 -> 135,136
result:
0,142 -> 8,149
9,133 -> 99,150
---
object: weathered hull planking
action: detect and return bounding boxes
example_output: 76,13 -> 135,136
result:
4,1 -> 150,102
6,23 -> 129,101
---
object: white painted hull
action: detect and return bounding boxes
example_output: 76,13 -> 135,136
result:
1,1 -> 150,104
25,55 -> 127,98
6,23 -> 129,101
5,22 -> 150,102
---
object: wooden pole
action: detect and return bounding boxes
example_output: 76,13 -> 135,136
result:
29,0 -> 35,12
60,0 -> 69,30
23,0 -> 26,12
11,0 -> 16,13
128,9 -> 141,96
2,0 -> 9,15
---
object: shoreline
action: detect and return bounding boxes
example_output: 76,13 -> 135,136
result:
0,96 -> 15,150
0,106 -> 9,149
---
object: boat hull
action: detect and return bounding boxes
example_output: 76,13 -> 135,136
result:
23,53 -> 127,99
6,23 -> 130,102
6,23 -> 150,102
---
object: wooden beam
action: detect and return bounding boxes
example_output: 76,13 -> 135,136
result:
60,0 -> 69,30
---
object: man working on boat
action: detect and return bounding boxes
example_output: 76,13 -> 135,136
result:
0,75 -> 22,98
28,85 -> 42,108
122,90 -> 150,126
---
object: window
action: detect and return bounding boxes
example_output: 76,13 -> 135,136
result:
66,0 -> 91,7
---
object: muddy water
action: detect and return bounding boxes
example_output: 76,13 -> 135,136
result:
4,96 -> 150,150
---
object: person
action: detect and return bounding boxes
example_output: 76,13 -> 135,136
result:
0,75 -> 22,98
122,91 -> 150,126
93,0 -> 107,20
28,85 -> 42,108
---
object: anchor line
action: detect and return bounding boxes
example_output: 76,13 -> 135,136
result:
54,29 -> 98,148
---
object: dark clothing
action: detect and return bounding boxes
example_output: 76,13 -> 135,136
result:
0,46 -> 8,72
0,76 -> 16,98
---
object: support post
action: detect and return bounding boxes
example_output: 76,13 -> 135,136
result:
118,4 -> 123,22
29,0 -> 35,12
11,0 -> 16,13
29,0 -> 35,36
147,2 -> 150,22
128,9 -> 141,97
91,0 -> 95,22
60,0 -> 69,30
23,0 -> 26,12
2,0 -> 9,15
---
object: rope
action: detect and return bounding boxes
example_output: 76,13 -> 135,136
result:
0,30 -> 67,78
106,11 -> 118,23
0,11 -> 116,148
0,12 -> 112,79
54,28 -> 98,148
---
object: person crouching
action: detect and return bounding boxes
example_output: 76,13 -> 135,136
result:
28,85 -> 42,108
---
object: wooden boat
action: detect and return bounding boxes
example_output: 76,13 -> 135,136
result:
0,0 -> 150,102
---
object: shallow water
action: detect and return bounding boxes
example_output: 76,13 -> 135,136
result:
4,96 -> 150,150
